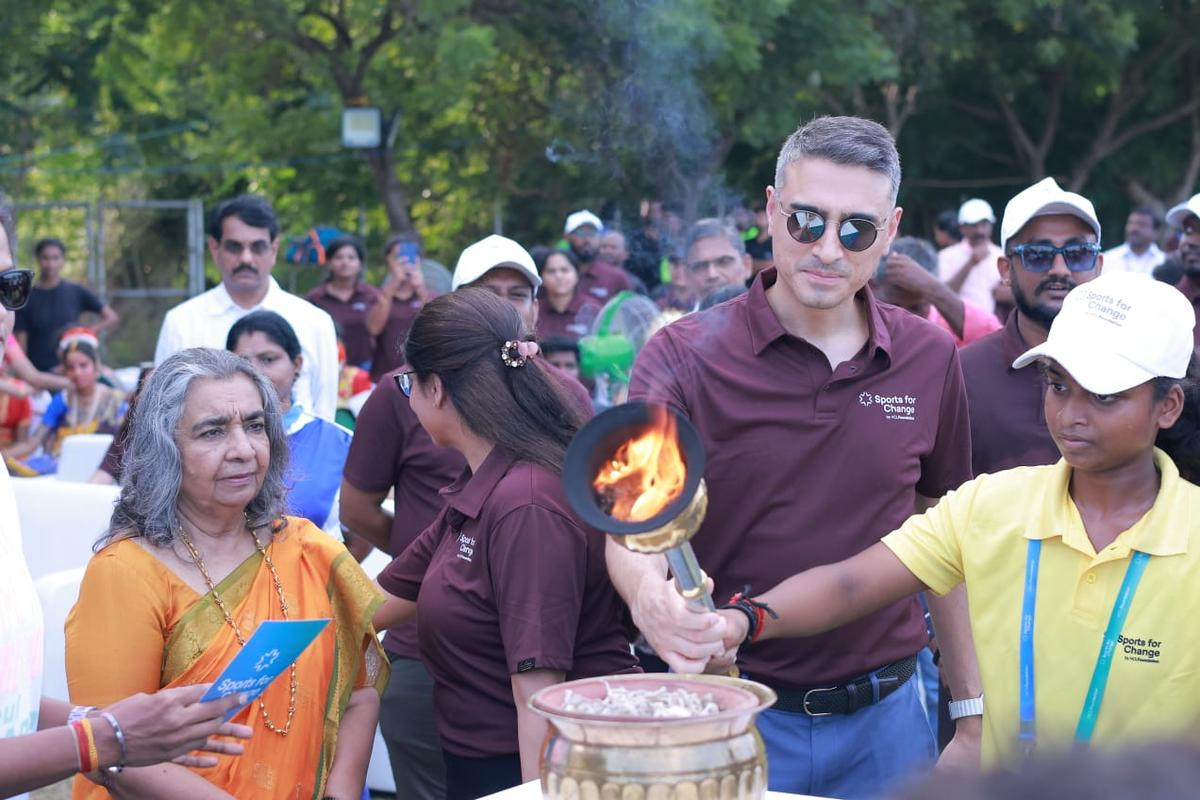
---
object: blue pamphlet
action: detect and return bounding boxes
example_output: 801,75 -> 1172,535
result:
199,619 -> 330,719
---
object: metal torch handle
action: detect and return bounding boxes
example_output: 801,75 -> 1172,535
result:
665,544 -> 716,612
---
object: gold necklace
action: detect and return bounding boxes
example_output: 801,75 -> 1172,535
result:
177,520 -> 297,736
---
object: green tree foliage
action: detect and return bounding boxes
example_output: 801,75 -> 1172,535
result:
2,0 -> 1197,272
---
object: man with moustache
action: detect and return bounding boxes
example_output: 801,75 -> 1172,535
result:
960,178 -> 1104,476
563,210 -> 634,303
937,198 -> 1007,316
609,116 -> 981,798
154,194 -> 338,418
1165,193 -> 1200,349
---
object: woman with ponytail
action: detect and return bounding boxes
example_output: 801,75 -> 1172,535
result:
372,287 -> 636,799
706,272 -> 1200,770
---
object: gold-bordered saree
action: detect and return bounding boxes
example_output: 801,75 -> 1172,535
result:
69,517 -> 388,800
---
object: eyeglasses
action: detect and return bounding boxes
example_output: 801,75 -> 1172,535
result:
1008,242 -> 1100,273
0,269 -> 33,310
778,207 -> 887,252
687,255 -> 740,274
394,371 -> 414,397
220,239 -> 273,257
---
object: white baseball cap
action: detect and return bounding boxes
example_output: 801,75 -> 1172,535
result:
1000,177 -> 1101,252
451,234 -> 541,291
564,210 -> 603,235
1165,193 -> 1200,229
958,198 -> 995,225
1012,272 -> 1195,394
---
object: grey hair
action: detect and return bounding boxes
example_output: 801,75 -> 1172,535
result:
774,116 -> 901,205
683,218 -> 745,261
101,347 -> 289,550
875,236 -> 938,284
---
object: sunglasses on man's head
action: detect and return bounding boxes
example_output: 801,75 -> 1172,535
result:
778,207 -> 887,253
1008,242 -> 1100,273
0,269 -> 33,310
394,371 -> 414,398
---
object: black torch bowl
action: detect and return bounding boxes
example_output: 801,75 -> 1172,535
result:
562,401 -> 706,536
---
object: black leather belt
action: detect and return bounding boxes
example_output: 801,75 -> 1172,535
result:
767,655 -> 918,716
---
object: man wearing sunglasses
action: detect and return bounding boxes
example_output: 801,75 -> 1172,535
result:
960,178 -> 1104,478
1164,193 -> 1200,350
612,116 -> 980,798
153,194 -> 338,420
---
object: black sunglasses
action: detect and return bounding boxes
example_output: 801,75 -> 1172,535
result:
0,269 -> 33,310
394,371 -> 414,398
1008,242 -> 1100,273
779,207 -> 887,253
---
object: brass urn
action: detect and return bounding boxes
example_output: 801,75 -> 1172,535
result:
531,673 -> 777,800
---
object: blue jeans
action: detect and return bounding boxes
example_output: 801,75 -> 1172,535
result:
757,676 -> 935,799
915,646 -> 940,739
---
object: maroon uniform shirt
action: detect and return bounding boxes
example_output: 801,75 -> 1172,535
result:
538,292 -> 602,342
577,258 -> 634,304
343,369 -> 465,658
305,280 -> 382,369
371,294 -> 426,381
377,449 -> 638,758
629,268 -> 972,688
960,313 -> 1060,477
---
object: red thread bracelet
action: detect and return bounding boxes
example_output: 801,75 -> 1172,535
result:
71,720 -> 94,773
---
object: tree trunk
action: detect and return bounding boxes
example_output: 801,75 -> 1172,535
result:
363,148 -> 412,234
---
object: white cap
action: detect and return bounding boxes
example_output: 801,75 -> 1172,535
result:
1166,193 -> 1200,229
451,234 -> 541,291
564,210 -> 603,235
999,177 -> 1101,252
958,198 -> 995,225
1012,272 -> 1194,394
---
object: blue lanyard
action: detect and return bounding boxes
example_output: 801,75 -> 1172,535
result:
1018,538 -> 1150,756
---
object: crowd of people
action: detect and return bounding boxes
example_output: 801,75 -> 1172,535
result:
1,113 -> 1200,800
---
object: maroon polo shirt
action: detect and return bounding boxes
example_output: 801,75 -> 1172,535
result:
960,313 -> 1060,476
1175,277 -> 1200,350
538,293 -> 602,342
377,449 -> 638,758
577,258 -> 634,304
305,281 -> 381,369
343,369 -> 465,658
628,268 -> 972,688
371,294 -> 426,381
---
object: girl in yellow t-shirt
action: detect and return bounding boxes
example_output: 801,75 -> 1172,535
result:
714,272 -> 1200,766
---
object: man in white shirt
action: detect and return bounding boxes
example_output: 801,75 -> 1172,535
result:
1102,206 -> 1165,275
937,198 -> 1006,314
155,195 -> 338,419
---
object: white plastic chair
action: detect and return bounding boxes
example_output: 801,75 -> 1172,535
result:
34,567 -> 85,703
56,433 -> 115,483
14,478 -> 119,579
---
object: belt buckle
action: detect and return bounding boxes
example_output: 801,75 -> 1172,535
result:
802,687 -> 836,717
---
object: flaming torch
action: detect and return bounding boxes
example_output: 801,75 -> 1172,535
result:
562,402 -> 715,612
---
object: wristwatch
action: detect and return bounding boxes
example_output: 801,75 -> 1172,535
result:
948,695 -> 984,720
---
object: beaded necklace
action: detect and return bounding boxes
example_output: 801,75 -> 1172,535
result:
177,520 -> 297,736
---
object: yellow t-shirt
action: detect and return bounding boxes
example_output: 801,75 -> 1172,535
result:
882,449 -> 1200,766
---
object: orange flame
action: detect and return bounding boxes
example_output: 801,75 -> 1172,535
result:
593,407 -> 687,522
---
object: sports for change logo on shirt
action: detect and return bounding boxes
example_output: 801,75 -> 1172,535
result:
858,389 -> 917,421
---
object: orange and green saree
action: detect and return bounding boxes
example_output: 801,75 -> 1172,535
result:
66,516 -> 389,799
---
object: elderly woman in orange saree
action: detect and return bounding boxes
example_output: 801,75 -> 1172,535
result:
65,347 -> 387,800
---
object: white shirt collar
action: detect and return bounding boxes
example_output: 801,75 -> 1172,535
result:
206,276 -> 282,316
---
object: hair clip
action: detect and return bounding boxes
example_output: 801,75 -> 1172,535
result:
501,340 -> 527,368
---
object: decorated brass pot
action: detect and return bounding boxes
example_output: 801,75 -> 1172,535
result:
530,673 -> 777,800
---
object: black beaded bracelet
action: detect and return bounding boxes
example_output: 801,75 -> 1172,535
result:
719,586 -> 778,645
